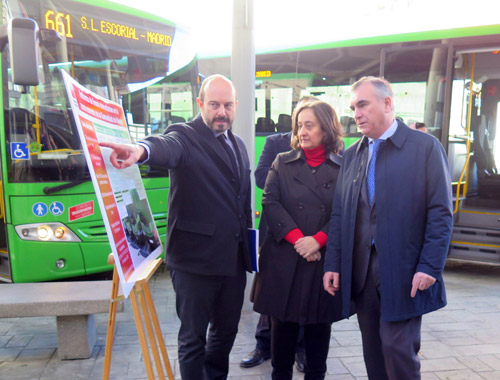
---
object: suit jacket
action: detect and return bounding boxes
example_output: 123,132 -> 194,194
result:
324,121 -> 453,322
255,132 -> 292,189
141,114 -> 252,276
253,149 -> 344,324
351,171 -> 378,295
255,132 -> 292,244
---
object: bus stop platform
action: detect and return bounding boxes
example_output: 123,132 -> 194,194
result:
1,260 -> 500,380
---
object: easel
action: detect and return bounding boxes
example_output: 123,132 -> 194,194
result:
103,254 -> 175,380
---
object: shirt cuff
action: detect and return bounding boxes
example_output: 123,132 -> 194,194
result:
284,228 -> 304,245
312,231 -> 328,248
136,142 -> 150,164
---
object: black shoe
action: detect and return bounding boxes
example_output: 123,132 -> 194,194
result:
240,348 -> 271,368
295,351 -> 306,373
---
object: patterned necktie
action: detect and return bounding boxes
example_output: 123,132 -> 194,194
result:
367,139 -> 382,205
217,134 -> 239,178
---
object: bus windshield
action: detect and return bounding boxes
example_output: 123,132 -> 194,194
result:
4,0 -> 195,183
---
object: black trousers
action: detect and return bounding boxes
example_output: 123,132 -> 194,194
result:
255,314 -> 305,353
271,318 -> 331,380
171,264 -> 246,380
354,248 -> 422,380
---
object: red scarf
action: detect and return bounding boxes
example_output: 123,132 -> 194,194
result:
303,144 -> 326,167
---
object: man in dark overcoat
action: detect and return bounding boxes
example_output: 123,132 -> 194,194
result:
323,76 -> 453,380
101,74 -> 252,380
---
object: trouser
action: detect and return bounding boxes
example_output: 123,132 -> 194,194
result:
255,314 -> 305,353
354,248 -> 422,380
171,264 -> 246,380
271,318 -> 331,380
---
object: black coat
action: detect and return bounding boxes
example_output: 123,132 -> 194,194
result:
253,149 -> 344,324
255,132 -> 292,245
140,114 -> 252,276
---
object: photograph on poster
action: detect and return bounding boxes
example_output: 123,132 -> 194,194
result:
121,188 -> 161,261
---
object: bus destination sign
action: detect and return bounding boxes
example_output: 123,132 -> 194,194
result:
44,11 -> 172,47
40,0 -> 175,58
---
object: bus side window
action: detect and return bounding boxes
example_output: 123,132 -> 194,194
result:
9,108 -> 34,143
42,110 -> 81,150
276,114 -> 292,132
256,117 -> 275,132
340,116 -> 357,134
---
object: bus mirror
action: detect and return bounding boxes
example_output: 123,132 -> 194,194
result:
8,18 -> 40,86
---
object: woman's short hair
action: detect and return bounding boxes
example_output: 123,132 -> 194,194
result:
291,100 -> 344,154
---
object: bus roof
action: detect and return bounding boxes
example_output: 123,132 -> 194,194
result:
269,24 -> 500,54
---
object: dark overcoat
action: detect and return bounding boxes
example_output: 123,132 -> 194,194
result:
140,114 -> 253,276
324,122 -> 453,322
255,132 -> 292,245
253,149 -> 344,324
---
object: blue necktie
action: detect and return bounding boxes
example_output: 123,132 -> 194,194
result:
367,139 -> 382,205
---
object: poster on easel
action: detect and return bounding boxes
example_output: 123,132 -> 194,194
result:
61,70 -> 162,297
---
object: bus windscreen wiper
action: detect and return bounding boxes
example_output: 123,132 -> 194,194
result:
43,178 -> 90,195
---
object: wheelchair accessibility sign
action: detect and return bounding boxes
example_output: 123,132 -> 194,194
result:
50,201 -> 64,216
10,142 -> 29,160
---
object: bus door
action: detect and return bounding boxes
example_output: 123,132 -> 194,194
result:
380,44 -> 452,142
448,49 -> 500,263
0,175 -> 9,281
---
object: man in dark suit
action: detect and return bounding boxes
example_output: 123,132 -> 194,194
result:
255,132 -> 292,244
241,131 -> 308,371
323,76 -> 453,380
101,74 -> 252,380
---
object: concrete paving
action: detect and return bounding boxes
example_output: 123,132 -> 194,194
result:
1,260 -> 500,380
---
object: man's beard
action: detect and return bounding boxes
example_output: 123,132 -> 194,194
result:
208,116 -> 231,131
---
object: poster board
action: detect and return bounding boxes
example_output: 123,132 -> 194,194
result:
62,70 -> 162,297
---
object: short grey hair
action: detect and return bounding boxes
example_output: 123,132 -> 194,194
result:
352,76 -> 394,112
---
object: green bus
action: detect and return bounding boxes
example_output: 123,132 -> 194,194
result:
0,0 -> 197,282
195,24 -> 500,265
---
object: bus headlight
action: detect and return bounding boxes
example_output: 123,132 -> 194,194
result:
54,227 -> 65,239
15,223 -> 81,242
37,225 -> 52,240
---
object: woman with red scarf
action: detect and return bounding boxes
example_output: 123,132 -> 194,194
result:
253,100 -> 345,380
